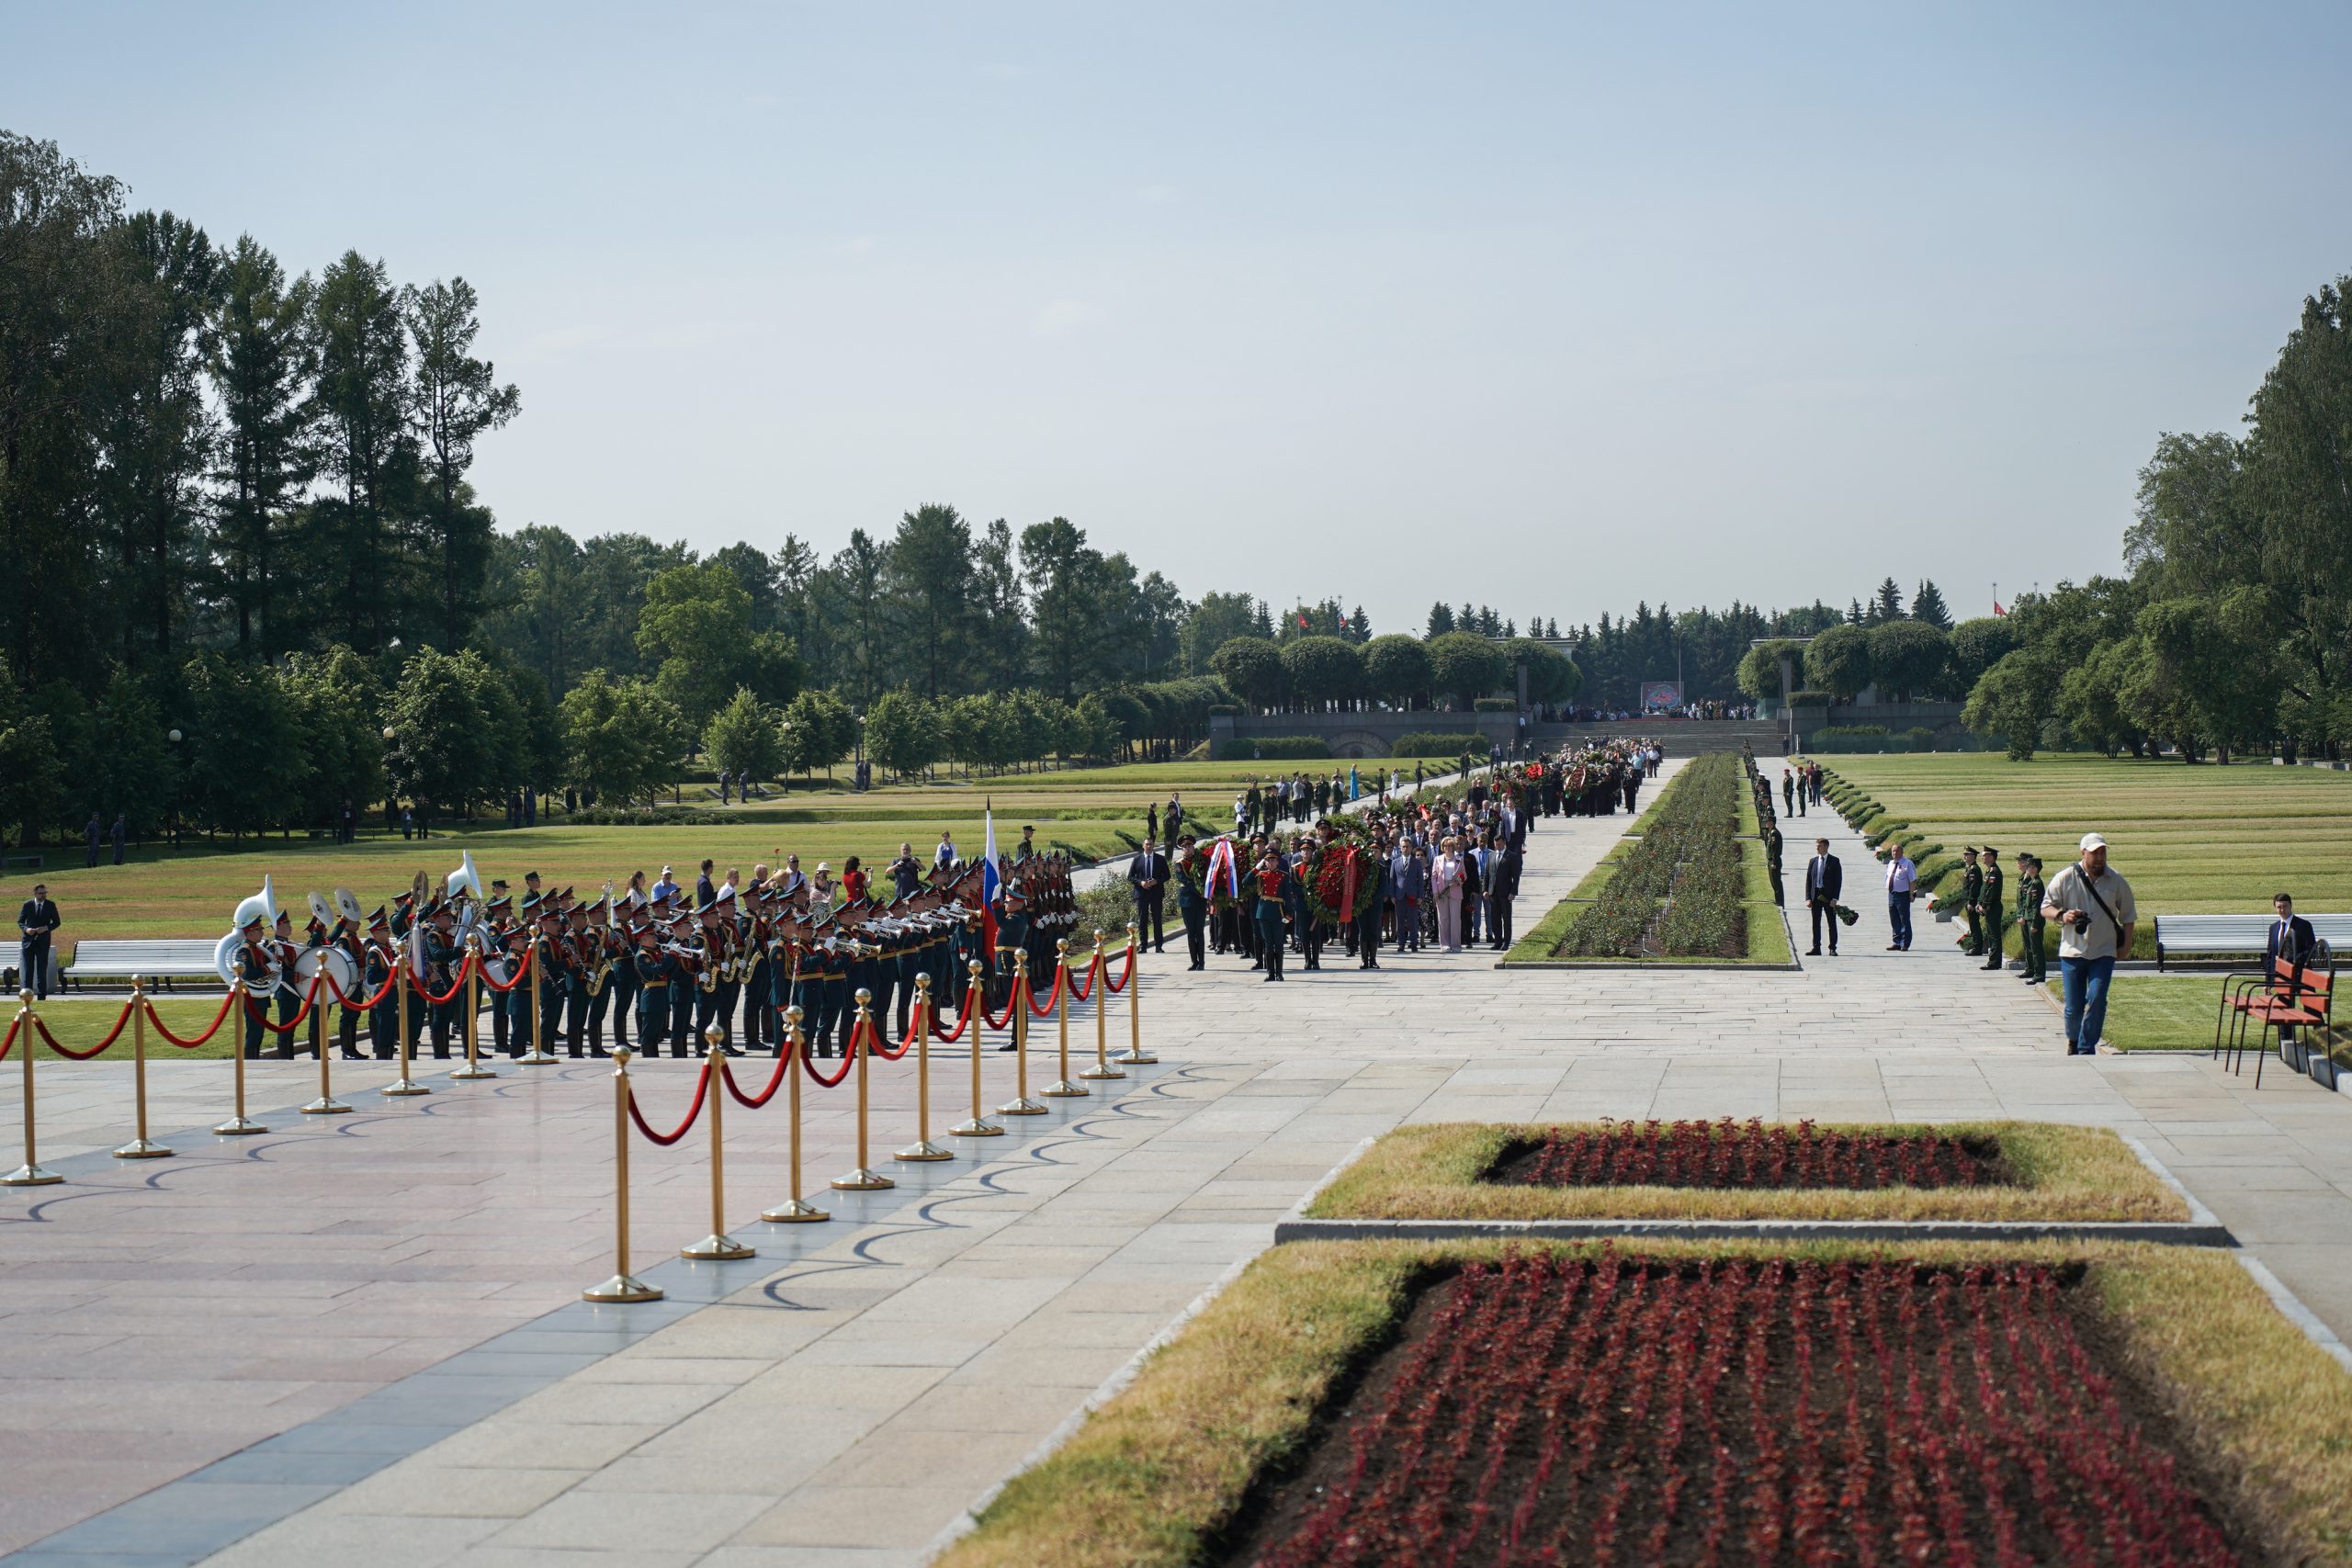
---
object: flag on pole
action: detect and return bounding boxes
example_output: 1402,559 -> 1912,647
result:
1297,610 -> 1310,630
980,797 -> 1001,961
1993,600 -> 2007,617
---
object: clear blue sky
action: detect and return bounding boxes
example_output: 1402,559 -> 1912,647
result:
10,2 -> 2348,634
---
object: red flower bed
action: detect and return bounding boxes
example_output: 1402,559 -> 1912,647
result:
1503,1118 -> 2002,1191
1235,1253 -> 2240,1567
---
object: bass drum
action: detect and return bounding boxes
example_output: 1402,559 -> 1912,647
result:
292,945 -> 359,1000
482,953 -> 515,987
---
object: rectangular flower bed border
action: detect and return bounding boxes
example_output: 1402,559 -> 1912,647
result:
1302,1120 -> 2201,1226
932,1237 -> 2352,1568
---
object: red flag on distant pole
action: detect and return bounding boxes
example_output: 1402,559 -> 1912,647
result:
1297,611 -> 1310,629
1993,600 -> 2007,617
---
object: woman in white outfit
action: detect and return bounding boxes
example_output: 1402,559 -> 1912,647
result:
1433,836 -> 1467,953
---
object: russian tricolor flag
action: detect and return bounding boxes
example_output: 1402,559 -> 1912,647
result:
980,797 -> 1001,961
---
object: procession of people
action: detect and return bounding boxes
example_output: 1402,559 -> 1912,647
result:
1137,740 -> 1658,979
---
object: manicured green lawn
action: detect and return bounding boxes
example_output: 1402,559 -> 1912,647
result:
1819,754 -> 2352,959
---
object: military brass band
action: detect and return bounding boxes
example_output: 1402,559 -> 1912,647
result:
212,849 -> 1087,1064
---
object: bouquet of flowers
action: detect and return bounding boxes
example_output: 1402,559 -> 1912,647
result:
1835,903 -> 1860,927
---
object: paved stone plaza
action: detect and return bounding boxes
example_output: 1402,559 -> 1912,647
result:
7,756 -> 2352,1565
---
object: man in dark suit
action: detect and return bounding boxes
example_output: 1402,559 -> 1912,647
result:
1804,838 -> 1842,956
1127,844 -> 1169,952
2268,893 -> 2320,1048
1489,841 -> 1521,949
17,885 -> 61,999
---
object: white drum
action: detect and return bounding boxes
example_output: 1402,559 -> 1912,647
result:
292,945 -> 359,998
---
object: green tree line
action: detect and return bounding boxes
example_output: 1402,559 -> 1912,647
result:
1960,274 -> 2352,761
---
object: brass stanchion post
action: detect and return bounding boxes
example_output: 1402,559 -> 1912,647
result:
300,970 -> 349,1114
582,1046 -> 662,1302
762,1007 -> 828,1223
1042,939 -> 1086,1098
1079,930 -> 1124,1081
831,988 -> 892,1190
952,958 -> 1001,1138
1114,919 -> 1156,1065
114,977 -> 171,1158
518,935 -> 557,1066
999,950 -> 1045,1115
896,975 -> 951,1161
383,937 -> 427,1097
3,989 -> 59,1185
450,936 -> 496,1080
683,1026 -> 754,1258
216,979 -> 267,1134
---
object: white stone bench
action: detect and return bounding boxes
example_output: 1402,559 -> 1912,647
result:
62,940 -> 225,991
2154,913 -> 2352,971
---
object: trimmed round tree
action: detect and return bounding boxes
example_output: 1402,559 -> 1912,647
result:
1425,630 -> 1509,711
1210,635 -> 1287,713
1278,635 -> 1364,712
1363,633 -> 1431,709
1804,624 -> 1873,701
1867,619 -> 1951,701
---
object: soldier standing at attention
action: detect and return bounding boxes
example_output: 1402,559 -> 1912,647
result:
1976,846 -> 2005,972
1956,847 -> 1984,957
2015,853 -> 2047,986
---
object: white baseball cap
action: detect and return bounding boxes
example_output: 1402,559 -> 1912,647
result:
2078,833 -> 2107,852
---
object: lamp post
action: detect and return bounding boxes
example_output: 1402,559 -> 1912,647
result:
780,719 -> 791,797
854,714 -> 867,793
165,728 -> 184,849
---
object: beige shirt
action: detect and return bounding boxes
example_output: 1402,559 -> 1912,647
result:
2044,863 -> 2136,960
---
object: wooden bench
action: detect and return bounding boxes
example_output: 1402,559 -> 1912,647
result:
2155,912 -> 2352,969
2215,953 -> 2335,1089
2,852 -> 42,871
62,939 -> 225,992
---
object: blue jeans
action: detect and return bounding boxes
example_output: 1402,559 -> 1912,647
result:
1887,894 -> 1913,949
2060,955 -> 2114,1054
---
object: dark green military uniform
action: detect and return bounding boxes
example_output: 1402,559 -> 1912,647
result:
2016,861 -> 2047,985
1976,850 -> 2005,971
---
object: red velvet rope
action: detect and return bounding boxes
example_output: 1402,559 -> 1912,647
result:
799,1032 -> 858,1088
1068,953 -> 1100,1004
1026,967 -> 1065,1019
867,1013 -> 914,1062
932,1001 -> 971,1043
243,971 -> 329,1035
979,990 -> 1017,1030
721,1042 -> 794,1110
0,1013 -> 16,1063
477,943 -> 536,994
322,964 -> 401,1012
144,990 -> 238,1047
1101,942 -> 1137,995
31,1000 -> 136,1059
413,953 -> 475,1007
627,1058 -> 712,1145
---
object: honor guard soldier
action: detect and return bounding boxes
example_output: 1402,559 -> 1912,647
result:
582,904 -> 620,1057
267,908 -> 304,1058
533,903 -> 570,1055
710,887 -> 744,1054
481,896 -> 515,1055
741,891 -> 770,1051
632,924 -> 678,1055
609,894 -> 644,1050
334,910 -> 368,1060
561,904 -> 594,1056
793,922 -> 835,1057
423,904 -> 460,1058
235,912 -> 274,1060
365,909 -> 400,1058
